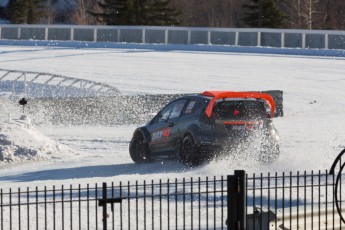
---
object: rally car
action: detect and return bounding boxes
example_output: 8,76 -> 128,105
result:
129,91 -> 280,166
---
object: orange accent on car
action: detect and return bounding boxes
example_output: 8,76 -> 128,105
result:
202,91 -> 276,118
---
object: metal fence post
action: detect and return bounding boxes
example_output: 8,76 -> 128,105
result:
98,184 -> 122,230
102,182 -> 107,230
228,170 -> 246,230
235,170 -> 246,230
228,174 -> 237,230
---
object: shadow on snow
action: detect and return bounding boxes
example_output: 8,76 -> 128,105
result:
0,161 -> 189,182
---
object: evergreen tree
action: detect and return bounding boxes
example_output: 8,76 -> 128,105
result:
7,0 -> 46,24
243,0 -> 286,28
146,0 -> 179,26
0,6 -> 8,20
90,0 -> 179,26
89,0 -> 131,25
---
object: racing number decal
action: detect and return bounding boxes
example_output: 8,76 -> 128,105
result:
151,128 -> 171,142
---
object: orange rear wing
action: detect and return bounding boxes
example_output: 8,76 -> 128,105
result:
202,91 -> 276,118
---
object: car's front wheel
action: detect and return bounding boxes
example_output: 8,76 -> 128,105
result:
129,132 -> 151,164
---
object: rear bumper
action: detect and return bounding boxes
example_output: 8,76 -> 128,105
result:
195,129 -> 280,152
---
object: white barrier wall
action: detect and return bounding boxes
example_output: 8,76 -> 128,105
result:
0,24 -> 345,50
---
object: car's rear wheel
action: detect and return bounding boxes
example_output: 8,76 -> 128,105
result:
129,132 -> 151,164
179,135 -> 203,167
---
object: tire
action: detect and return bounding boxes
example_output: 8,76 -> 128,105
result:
129,132 -> 151,164
179,135 -> 203,167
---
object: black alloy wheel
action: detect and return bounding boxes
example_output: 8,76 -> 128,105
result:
129,133 -> 151,164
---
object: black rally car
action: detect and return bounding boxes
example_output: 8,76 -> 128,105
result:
129,91 -> 281,166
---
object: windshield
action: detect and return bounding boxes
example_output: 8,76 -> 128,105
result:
213,100 -> 269,120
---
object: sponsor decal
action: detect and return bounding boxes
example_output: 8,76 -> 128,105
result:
151,128 -> 171,142
162,128 -> 170,137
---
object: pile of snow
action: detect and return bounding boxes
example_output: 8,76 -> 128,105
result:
0,115 -> 72,163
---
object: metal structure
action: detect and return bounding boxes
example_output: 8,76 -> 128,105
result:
0,69 -> 120,98
330,148 -> 345,225
0,24 -> 345,50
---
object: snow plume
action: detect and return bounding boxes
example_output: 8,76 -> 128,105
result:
0,115 -> 72,163
0,95 -> 184,126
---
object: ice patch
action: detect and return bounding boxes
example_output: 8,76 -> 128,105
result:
0,115 -> 73,163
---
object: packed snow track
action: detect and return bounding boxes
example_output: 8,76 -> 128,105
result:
0,46 -> 344,189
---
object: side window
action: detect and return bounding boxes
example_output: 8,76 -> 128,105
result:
150,99 -> 187,125
151,104 -> 173,125
183,100 -> 200,115
159,105 -> 172,122
169,99 -> 187,119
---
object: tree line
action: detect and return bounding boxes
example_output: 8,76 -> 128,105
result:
1,0 -> 345,30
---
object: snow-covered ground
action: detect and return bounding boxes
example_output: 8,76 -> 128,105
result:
0,45 -> 345,189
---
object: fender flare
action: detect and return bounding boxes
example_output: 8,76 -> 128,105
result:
183,124 -> 201,146
132,127 -> 151,144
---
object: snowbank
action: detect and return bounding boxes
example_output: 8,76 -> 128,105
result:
0,115 -> 72,163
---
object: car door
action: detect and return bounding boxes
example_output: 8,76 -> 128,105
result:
147,99 -> 187,155
147,102 -> 174,155
165,99 -> 188,152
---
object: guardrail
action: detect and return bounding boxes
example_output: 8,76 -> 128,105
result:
0,24 -> 345,50
0,69 -> 120,98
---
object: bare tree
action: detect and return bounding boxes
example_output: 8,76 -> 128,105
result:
305,0 -> 317,29
72,0 -> 100,24
46,0 -> 54,24
286,0 -> 325,29
72,0 -> 87,24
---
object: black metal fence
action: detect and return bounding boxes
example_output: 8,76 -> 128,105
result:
0,176 -> 228,230
0,169 -> 344,230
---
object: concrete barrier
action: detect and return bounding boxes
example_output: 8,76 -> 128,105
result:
1,24 -> 345,50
